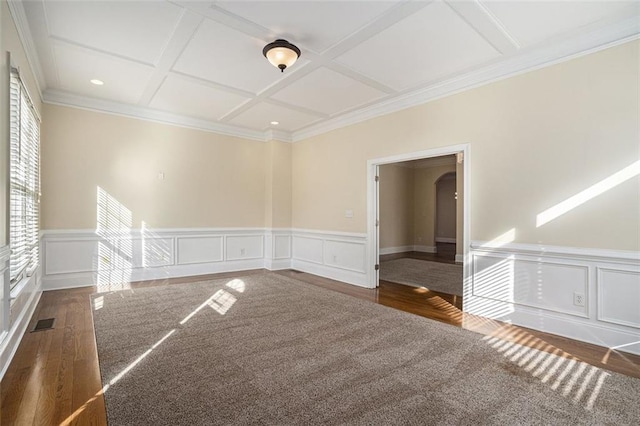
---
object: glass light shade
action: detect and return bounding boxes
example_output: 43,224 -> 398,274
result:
266,47 -> 298,70
263,39 -> 301,72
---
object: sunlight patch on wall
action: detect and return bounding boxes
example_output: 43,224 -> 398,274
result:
141,221 -> 172,270
466,255 -> 515,319
480,228 -> 516,249
536,160 -> 640,227
96,187 -> 132,292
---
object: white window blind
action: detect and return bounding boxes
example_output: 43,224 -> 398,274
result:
9,68 -> 40,287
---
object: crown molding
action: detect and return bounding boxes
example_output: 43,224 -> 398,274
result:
13,4 -> 640,145
291,15 -> 640,142
265,129 -> 293,143
7,0 -> 46,100
43,89 -> 272,142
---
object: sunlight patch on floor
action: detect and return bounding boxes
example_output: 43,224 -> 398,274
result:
483,328 -> 611,411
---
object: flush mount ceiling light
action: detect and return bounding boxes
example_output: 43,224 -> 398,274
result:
90,79 -> 104,86
270,121 -> 279,125
263,39 -> 301,72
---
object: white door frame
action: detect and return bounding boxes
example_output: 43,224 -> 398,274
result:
366,144 -> 471,295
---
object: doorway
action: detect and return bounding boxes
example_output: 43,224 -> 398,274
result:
367,145 -> 470,303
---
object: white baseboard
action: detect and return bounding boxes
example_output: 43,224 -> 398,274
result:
414,245 -> 437,253
265,259 -> 293,271
380,245 -> 438,255
435,237 -> 456,244
379,245 -> 414,255
291,259 -> 369,288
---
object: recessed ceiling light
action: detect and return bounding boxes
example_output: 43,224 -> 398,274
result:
90,79 -> 104,86
270,121 -> 279,125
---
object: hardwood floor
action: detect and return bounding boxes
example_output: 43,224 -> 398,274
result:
2,268 -> 639,425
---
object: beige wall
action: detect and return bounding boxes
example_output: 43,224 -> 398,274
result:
379,164 -> 414,249
264,140 -> 292,229
1,0 -> 42,244
292,40 -> 640,251
413,164 -> 456,248
41,104 -> 269,230
379,163 -> 458,250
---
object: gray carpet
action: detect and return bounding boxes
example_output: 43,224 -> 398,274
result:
92,272 -> 640,425
380,258 -> 463,295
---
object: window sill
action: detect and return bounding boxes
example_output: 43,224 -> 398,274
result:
9,266 -> 40,301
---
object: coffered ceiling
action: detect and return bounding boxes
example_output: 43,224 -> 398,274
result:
12,0 -> 640,142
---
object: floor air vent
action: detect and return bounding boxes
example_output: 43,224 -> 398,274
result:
32,318 -> 55,332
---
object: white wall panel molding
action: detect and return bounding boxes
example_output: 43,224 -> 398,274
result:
471,240 -> 640,264
176,236 -> 224,265
466,243 -> 640,355
41,228 -> 285,289
471,252 -> 590,319
597,266 -> 640,329
40,228 -> 370,287
291,229 -> 368,287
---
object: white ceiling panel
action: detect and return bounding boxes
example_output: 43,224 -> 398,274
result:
483,1 -> 637,47
336,1 -> 500,90
17,0 -> 635,141
149,74 -> 250,122
271,67 -> 386,115
53,43 -> 155,104
173,19 -> 290,93
44,0 -> 183,65
215,1 -> 400,53
229,102 -> 321,132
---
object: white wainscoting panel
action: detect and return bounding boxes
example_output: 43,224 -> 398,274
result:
472,253 -> 589,318
323,240 -> 366,273
292,236 -> 324,264
177,236 -> 223,265
45,239 -> 98,275
597,266 -> 640,329
226,235 -> 264,261
133,237 -> 174,268
274,235 -> 291,260
291,229 -> 369,287
466,242 -> 640,355
42,229 -> 271,290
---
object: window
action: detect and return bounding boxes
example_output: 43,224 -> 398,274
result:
9,68 -> 40,288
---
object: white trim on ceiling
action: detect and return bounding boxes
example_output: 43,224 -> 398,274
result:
10,0 -> 640,144
292,17 -> 640,142
42,89 -> 275,142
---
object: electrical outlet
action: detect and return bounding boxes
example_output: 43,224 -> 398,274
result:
333,255 -> 337,262
573,292 -> 585,307
240,248 -> 245,256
